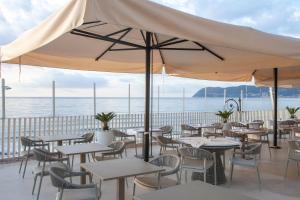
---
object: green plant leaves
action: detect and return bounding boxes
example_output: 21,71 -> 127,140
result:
95,112 -> 116,123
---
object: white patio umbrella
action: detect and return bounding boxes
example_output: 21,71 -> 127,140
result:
1,0 -> 300,157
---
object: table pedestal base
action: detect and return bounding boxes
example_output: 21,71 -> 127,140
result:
117,178 -> 125,200
191,150 -> 226,185
80,153 -> 86,184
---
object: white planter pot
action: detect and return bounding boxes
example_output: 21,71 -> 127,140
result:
222,123 -> 232,131
96,130 -> 114,146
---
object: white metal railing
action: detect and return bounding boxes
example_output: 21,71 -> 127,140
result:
0,110 -> 292,160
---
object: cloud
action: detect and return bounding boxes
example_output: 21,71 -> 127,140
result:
0,0 -> 67,44
0,0 -> 299,97
1,64 -> 108,89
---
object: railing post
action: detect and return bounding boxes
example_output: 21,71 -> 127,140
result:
52,81 -> 55,118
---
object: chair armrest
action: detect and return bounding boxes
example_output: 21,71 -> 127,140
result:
123,134 -> 136,139
33,143 -> 50,148
48,156 -> 69,162
69,183 -> 97,189
64,171 -> 92,178
74,140 -> 86,144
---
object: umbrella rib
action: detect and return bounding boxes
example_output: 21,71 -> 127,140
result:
193,42 -> 224,61
105,28 -> 131,37
140,30 -> 146,45
82,22 -> 107,30
71,29 -> 145,49
82,20 -> 103,25
155,47 -> 204,51
153,33 -> 165,65
109,48 -> 145,51
95,28 -> 132,61
155,39 -> 189,48
157,37 -> 178,46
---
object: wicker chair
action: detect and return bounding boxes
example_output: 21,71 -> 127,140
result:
49,167 -> 99,200
133,154 -> 180,196
278,120 -> 296,139
71,132 -> 95,167
181,124 -> 199,137
248,120 -> 264,129
95,141 -> 126,161
32,148 -> 70,200
229,143 -> 262,189
74,132 -> 95,144
203,123 -> 223,138
159,125 -> 173,138
247,128 -> 271,159
111,129 -> 137,156
285,140 -> 300,178
155,135 -> 180,155
178,147 -> 216,184
19,137 -> 49,178
230,122 -> 247,129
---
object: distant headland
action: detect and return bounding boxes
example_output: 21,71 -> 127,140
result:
193,85 -> 300,98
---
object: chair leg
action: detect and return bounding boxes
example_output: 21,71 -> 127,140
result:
22,156 -> 29,178
284,160 -> 289,178
179,167 -> 183,182
222,153 -> 226,169
32,174 -> 38,195
88,154 -> 91,162
71,155 -> 74,168
185,170 -> 188,183
125,147 -> 128,157
214,163 -> 217,185
267,142 -> 272,159
36,175 -> 44,200
134,142 -> 137,156
204,171 -> 206,183
229,163 -> 234,186
58,189 -> 63,200
256,167 -> 262,190
297,161 -> 299,176
19,157 -> 24,174
132,182 -> 136,198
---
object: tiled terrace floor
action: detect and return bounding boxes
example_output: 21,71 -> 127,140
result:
0,140 -> 299,200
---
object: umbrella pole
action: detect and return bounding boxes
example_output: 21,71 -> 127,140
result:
144,32 -> 151,162
271,68 -> 281,149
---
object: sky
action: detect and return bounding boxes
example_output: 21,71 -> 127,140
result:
0,0 -> 300,97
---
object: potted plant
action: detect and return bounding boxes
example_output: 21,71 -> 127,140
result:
216,110 -> 233,131
95,112 -> 116,145
286,106 -> 300,119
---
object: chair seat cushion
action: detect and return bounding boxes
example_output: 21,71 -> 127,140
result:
33,162 -> 68,176
289,153 -> 300,161
134,175 -> 178,189
57,188 -> 97,200
161,149 -> 178,155
122,139 -> 135,144
94,155 -> 118,161
20,150 -> 34,157
230,157 -> 257,167
182,159 -> 214,170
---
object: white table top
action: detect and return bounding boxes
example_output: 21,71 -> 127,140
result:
231,128 -> 266,134
191,124 -> 217,129
55,143 -> 111,155
135,181 -> 258,200
134,128 -> 163,133
81,158 -> 164,181
38,134 -> 83,142
178,137 -> 241,148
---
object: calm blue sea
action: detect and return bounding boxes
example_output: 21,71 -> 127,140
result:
2,97 -> 299,118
